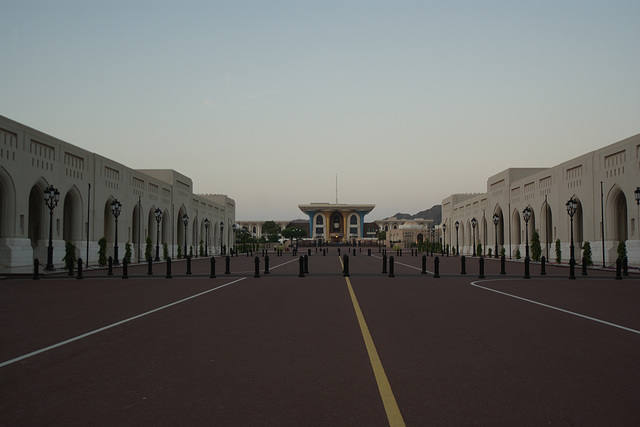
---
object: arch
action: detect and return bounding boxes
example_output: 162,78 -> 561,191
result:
606,185 -> 628,242
348,213 -> 359,237
481,216 -> 488,255
525,205 -> 536,244
573,198 -> 583,247
148,207 -> 157,246
162,209 -> 170,247
540,201 -> 553,258
62,185 -> 83,242
493,205 -> 505,253
0,166 -> 17,237
28,179 -> 49,249
177,205 -> 188,254
512,208 -> 521,246
103,197 -> 118,259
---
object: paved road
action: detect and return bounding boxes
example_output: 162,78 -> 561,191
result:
2,251 -> 639,425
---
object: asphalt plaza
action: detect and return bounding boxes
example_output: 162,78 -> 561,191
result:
1,250 -> 639,426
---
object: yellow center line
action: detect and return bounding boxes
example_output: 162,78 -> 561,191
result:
340,257 -> 406,426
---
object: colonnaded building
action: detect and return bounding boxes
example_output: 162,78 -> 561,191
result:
442,132 -> 640,266
298,203 -> 376,243
0,115 -> 235,274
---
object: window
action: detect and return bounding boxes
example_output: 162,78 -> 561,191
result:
316,215 -> 324,225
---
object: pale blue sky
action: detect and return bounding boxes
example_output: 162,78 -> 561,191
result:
2,0 -> 639,220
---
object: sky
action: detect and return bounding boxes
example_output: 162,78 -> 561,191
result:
1,0 -> 639,221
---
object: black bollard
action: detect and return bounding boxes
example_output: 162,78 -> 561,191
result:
166,257 -> 172,278
433,256 -> 440,278
304,255 -> 309,274
299,256 -> 305,277
388,255 -> 395,277
308,249 -> 312,257
264,255 -> 270,274
254,256 -> 260,278
77,258 -> 83,279
478,256 -> 485,279
623,257 -> 629,276
33,258 -> 40,280
569,258 -> 576,280
343,254 -> 350,277
225,255 -> 231,274
323,249 -> 326,256
616,258 -> 622,280
210,256 -> 216,278
500,255 -> 506,275
581,257 -> 587,276
524,257 -> 531,279
460,256 -> 466,275
540,256 -> 546,276
382,254 -> 387,274
122,258 -> 129,279
108,256 -> 113,276
186,255 -> 192,275
147,257 -> 153,275
421,255 -> 427,274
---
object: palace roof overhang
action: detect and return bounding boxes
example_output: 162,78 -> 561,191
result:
298,203 -> 375,214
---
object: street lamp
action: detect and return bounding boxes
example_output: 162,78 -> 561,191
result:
442,223 -> 447,255
455,220 -> 459,256
204,218 -> 210,256
471,217 -> 477,256
492,213 -> 499,258
522,207 -> 532,260
219,221 -> 224,255
182,214 -> 189,256
566,197 -> 578,279
111,199 -> 122,265
154,208 -> 162,261
43,185 -> 60,270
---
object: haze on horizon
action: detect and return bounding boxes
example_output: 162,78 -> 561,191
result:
1,1 -> 638,221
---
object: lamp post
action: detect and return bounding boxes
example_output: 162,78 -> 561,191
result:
522,207 -> 531,260
471,217 -> 477,256
492,213 -> 499,258
43,185 -> 60,270
455,220 -> 459,256
111,199 -> 122,265
204,218 -> 210,256
219,221 -> 224,255
442,223 -> 447,254
154,208 -> 162,261
635,188 -> 640,239
566,197 -> 577,279
182,214 -> 189,256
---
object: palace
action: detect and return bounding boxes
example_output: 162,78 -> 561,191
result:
298,203 -> 376,243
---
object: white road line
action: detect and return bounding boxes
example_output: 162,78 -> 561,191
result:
470,279 -> 640,335
0,277 -> 247,368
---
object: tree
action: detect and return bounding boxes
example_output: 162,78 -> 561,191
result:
281,227 -> 307,244
617,241 -> 627,260
262,221 -> 281,242
515,248 -> 521,260
145,236 -> 152,261
124,241 -> 132,263
582,241 -> 593,266
98,237 -> 107,266
476,243 -> 482,256
63,240 -> 77,270
163,242 -> 169,260
378,230 -> 386,241
555,239 -> 562,263
199,239 -> 204,257
531,230 -> 542,261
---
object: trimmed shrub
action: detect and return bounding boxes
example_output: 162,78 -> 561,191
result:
617,241 -> 627,260
555,239 -> 562,263
63,240 -> 77,270
98,237 -> 107,266
531,230 -> 542,262
582,241 -> 593,266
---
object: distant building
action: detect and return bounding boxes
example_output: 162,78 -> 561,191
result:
376,218 -> 434,248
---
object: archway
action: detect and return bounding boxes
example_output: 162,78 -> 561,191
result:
540,201 -> 553,259
28,180 -> 48,249
512,209 -> 521,257
62,185 -> 83,243
607,186 -> 628,243
0,166 -> 16,238
176,206 -> 187,255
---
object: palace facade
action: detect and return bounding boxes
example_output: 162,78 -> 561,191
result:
0,115 -> 235,273
298,203 -> 376,243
